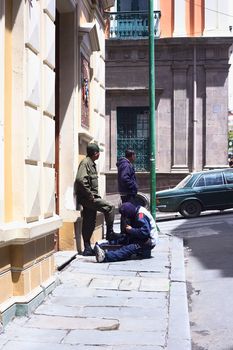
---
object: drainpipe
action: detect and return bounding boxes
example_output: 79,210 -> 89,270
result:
193,44 -> 197,172
148,0 -> 156,219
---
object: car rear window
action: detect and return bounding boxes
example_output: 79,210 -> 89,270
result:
195,172 -> 224,187
175,175 -> 192,189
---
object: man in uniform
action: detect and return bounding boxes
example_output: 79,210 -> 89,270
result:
74,143 -> 115,256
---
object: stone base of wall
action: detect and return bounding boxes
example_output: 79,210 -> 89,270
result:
60,213 -> 104,254
0,276 -> 59,329
106,172 -> 188,194
0,220 -> 62,329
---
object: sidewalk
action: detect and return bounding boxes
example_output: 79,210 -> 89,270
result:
105,193 -> 182,221
0,230 -> 191,349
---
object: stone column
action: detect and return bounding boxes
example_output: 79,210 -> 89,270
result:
171,65 -> 189,173
110,107 -> 118,171
204,64 -> 229,168
194,63 -> 205,171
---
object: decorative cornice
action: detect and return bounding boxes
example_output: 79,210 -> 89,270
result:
0,215 -> 62,244
79,23 -> 100,52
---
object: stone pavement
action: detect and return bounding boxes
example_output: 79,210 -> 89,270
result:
0,231 -> 191,350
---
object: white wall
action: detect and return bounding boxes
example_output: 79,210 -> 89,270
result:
173,0 -> 186,37
204,0 -> 233,36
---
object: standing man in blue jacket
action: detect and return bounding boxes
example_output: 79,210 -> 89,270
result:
94,202 -> 159,263
116,149 -> 138,205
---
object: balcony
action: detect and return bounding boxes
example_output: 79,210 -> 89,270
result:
106,11 -> 161,39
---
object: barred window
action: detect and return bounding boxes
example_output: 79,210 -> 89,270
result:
117,107 -> 149,171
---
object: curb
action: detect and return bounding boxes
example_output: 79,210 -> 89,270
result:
167,236 -> 191,350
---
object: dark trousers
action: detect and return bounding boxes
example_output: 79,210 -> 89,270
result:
80,197 -> 114,248
103,242 -> 154,262
120,194 -> 137,205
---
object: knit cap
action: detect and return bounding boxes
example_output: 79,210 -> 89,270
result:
119,202 -> 136,218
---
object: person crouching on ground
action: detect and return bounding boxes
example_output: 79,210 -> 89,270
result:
94,202 -> 159,263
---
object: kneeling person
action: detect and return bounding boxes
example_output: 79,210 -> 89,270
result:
94,202 -> 158,263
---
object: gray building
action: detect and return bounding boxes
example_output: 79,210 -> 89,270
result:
105,4 -> 232,193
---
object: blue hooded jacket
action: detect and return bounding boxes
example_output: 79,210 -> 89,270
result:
119,202 -> 158,245
116,157 -> 138,195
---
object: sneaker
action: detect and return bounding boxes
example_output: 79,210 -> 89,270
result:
82,247 -> 95,256
94,244 -> 106,263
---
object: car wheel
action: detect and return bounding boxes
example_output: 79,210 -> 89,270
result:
179,200 -> 201,218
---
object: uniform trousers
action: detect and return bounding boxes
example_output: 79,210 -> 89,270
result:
79,196 -> 114,247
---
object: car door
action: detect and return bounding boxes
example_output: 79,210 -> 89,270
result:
223,169 -> 233,206
193,172 -> 227,209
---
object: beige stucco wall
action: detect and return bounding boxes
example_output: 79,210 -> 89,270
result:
0,0 -> 112,323
0,1 -> 5,222
0,0 -> 61,324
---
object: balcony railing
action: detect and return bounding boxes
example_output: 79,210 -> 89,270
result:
106,11 -> 161,39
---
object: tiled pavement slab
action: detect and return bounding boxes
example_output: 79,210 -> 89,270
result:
0,235 -> 191,349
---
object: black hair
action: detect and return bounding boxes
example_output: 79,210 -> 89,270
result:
125,149 -> 135,158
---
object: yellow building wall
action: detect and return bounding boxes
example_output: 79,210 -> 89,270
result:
4,0 -> 12,222
0,0 -> 61,325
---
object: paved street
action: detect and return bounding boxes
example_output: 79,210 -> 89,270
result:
158,212 -> 233,350
0,230 -> 190,350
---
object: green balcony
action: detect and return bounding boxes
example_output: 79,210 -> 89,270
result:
107,11 -> 160,39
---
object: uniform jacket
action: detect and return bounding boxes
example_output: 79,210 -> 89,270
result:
116,157 -> 138,195
128,206 -> 158,246
74,156 -> 98,202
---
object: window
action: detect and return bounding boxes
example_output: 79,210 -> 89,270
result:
117,107 -> 149,171
224,170 -> 233,184
195,173 -> 224,187
205,173 -> 223,186
117,0 -> 148,11
175,175 -> 192,189
195,176 -> 205,187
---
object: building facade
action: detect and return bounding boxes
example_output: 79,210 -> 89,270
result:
105,0 -> 233,193
0,0 -> 112,326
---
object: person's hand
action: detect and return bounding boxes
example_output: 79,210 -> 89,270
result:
125,225 -> 132,233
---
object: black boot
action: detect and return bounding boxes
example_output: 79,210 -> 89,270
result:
82,243 -> 95,256
106,227 -> 121,242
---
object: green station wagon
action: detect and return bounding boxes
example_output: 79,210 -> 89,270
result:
156,168 -> 233,218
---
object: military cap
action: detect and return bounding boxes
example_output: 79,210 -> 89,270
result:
86,143 -> 103,156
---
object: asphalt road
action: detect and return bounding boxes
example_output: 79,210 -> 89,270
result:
157,211 -> 233,350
